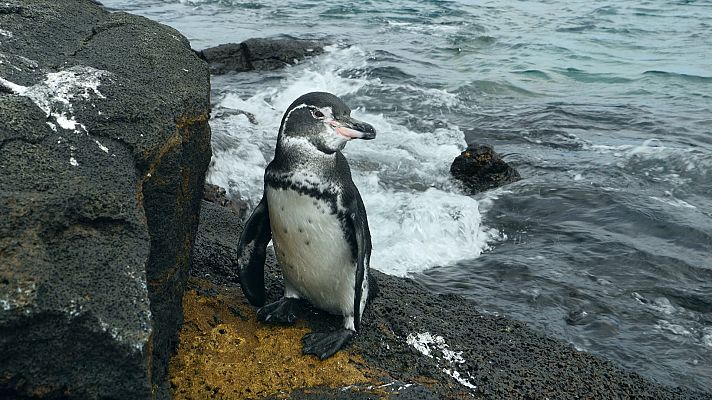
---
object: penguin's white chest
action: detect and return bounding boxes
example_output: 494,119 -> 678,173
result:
265,186 -> 355,315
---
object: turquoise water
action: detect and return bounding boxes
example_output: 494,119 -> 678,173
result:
105,0 -> 712,393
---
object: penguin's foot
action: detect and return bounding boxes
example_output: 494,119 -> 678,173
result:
302,328 -> 355,360
256,297 -> 298,325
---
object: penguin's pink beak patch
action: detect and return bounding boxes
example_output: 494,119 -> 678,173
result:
336,126 -> 369,140
331,116 -> 376,141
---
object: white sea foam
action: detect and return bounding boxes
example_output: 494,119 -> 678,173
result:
702,328 -> 712,348
384,20 -> 460,37
587,138 -> 709,188
207,46 -> 496,276
650,196 -> 697,209
359,182 -> 498,275
656,320 -> 692,337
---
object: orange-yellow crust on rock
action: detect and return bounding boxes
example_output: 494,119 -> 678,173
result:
169,278 -> 377,399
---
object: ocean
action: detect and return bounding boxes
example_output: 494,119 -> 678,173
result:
103,0 -> 712,392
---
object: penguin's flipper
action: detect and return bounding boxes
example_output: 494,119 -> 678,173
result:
302,328 -> 355,360
237,196 -> 272,307
346,193 -> 372,333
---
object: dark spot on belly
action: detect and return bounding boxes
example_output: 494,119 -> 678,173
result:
305,240 -> 311,246
280,206 -> 285,211
283,228 -> 288,234
307,218 -> 312,224
298,227 -> 303,233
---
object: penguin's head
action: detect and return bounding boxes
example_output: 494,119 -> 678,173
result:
278,92 -> 376,154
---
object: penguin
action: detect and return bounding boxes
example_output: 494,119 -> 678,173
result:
236,92 -> 376,360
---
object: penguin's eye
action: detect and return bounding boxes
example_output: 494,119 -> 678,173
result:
312,109 -> 325,119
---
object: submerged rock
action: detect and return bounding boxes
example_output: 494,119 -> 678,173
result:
198,37 -> 325,75
182,200 -> 707,399
450,143 -> 521,194
0,0 -> 210,398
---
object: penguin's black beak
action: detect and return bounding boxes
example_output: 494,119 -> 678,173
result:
334,115 -> 376,140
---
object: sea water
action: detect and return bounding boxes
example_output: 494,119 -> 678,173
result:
104,0 -> 712,392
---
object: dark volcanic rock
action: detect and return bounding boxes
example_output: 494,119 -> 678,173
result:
203,183 -> 249,219
450,143 -> 521,194
190,201 -> 243,286
0,0 -> 210,398
186,202 -> 707,399
199,37 -> 325,75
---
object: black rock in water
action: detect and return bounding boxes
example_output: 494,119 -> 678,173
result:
199,37 -> 325,75
450,143 -> 521,194
0,0 -> 210,398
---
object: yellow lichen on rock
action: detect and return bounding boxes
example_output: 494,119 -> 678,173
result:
169,279 -> 375,399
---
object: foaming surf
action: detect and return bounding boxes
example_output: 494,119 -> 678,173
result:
207,45 -> 498,276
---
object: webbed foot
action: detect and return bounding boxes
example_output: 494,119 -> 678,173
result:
302,328 -> 355,360
256,297 -> 298,325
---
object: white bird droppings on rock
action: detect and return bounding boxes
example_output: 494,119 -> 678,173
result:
406,331 -> 439,358
443,368 -> 477,390
0,65 -> 109,135
94,139 -> 109,153
406,332 -> 474,391
0,29 -> 12,43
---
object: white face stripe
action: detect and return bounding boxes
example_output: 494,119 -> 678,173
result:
279,103 -> 309,136
281,104 -> 337,135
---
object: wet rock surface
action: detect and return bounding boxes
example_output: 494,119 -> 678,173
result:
0,0 -> 210,398
182,196 -> 707,399
198,37 -> 325,75
450,143 -> 521,194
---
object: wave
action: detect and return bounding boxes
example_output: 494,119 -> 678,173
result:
454,80 -> 539,98
511,69 -> 552,80
553,67 -> 635,84
365,65 -> 415,82
643,70 -> 712,82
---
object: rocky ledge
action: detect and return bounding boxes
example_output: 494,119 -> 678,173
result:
198,37 -> 325,75
0,0 -> 210,398
179,199 -> 707,399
